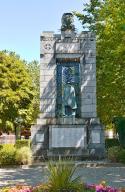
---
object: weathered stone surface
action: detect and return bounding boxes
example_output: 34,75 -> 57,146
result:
49,126 -> 86,148
40,41 -> 55,54
56,43 -> 80,53
40,55 -> 55,65
82,86 -> 96,93
84,64 -> 96,71
31,17 -> 105,160
81,104 -> 96,113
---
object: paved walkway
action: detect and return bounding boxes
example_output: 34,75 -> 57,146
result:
0,165 -> 125,188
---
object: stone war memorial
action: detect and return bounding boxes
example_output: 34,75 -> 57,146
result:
31,13 -> 105,160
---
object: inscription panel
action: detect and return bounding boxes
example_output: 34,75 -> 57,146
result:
56,43 -> 80,53
36,133 -> 44,143
50,127 -> 86,148
91,130 -> 100,143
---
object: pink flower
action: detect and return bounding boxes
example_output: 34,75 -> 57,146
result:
96,184 -> 106,192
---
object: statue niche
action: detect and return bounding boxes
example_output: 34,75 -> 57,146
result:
56,60 -> 80,118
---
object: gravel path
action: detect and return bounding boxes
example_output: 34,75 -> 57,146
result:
0,166 -> 125,188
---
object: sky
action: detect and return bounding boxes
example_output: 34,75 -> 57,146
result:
0,0 -> 89,62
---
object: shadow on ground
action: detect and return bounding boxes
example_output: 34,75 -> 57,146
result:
0,166 -> 125,188
0,166 -> 48,188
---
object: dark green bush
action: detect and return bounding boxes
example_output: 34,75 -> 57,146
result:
107,146 -> 125,164
118,149 -> 125,163
0,144 -> 16,165
15,139 -> 30,149
0,144 -> 3,150
107,146 -> 121,162
113,117 -> 125,148
105,138 -> 120,149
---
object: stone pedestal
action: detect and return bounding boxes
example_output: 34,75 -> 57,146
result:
31,117 -> 105,159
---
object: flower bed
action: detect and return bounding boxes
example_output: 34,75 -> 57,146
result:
0,181 -> 123,192
85,181 -> 118,192
0,185 -> 32,192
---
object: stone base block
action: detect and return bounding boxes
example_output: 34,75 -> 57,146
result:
31,118 -> 105,160
31,124 -> 49,158
48,125 -> 87,159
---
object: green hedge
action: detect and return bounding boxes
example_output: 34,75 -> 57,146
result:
0,143 -> 32,166
16,146 -> 32,165
0,144 -> 3,150
105,138 -> 120,149
119,149 -> 125,163
107,146 -> 125,163
0,144 -> 16,165
15,139 -> 31,149
15,139 -> 30,149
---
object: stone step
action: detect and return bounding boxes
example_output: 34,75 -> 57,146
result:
30,159 -> 124,168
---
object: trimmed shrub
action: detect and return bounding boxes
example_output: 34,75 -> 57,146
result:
113,117 -> 125,148
105,138 -> 120,149
15,139 -> 30,149
16,146 -> 32,165
118,149 -> 125,163
107,146 -> 121,162
0,144 -> 16,165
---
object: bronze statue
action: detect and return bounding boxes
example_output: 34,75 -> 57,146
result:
61,13 -> 75,31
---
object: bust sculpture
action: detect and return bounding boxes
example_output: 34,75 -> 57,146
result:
61,13 -> 75,31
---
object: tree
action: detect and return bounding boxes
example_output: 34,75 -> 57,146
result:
26,60 -> 40,122
74,0 -> 125,124
0,51 -> 34,133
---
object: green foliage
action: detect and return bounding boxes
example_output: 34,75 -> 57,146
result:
47,160 -> 82,192
15,139 -> 31,149
26,60 -> 40,123
107,146 -> 125,163
113,117 -> 125,148
105,138 -> 120,149
16,146 -> 32,165
118,149 -> 125,164
0,144 -> 32,165
0,187 -> 10,192
0,144 -> 16,165
74,0 -> 103,32
107,146 -> 121,162
0,144 -> 3,150
75,0 -> 125,125
0,51 -> 34,132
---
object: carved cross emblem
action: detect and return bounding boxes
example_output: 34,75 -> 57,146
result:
44,43 -> 52,50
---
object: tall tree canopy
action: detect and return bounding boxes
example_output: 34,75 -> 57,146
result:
26,60 -> 40,122
75,0 -> 125,124
0,51 -> 35,132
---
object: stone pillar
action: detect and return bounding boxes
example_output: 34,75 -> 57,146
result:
40,32 -> 56,118
80,32 -> 97,118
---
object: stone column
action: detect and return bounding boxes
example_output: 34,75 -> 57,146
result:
80,32 -> 97,118
40,32 -> 56,118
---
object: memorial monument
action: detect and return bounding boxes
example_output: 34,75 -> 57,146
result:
31,13 -> 105,160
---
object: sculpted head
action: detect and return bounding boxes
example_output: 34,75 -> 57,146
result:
61,13 -> 75,31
